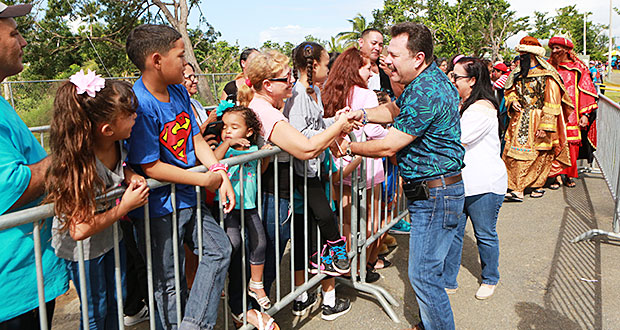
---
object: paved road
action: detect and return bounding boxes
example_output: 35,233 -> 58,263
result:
52,169 -> 619,329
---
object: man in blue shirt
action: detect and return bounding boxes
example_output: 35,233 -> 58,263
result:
337,22 -> 465,330
0,2 -> 68,327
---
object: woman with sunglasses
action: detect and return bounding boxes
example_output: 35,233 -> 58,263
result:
443,57 -> 507,300
235,49 -> 358,325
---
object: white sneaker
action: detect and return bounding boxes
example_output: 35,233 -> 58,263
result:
124,305 -> 149,326
475,284 -> 496,300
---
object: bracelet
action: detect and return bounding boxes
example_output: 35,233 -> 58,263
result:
208,163 -> 228,173
361,108 -> 368,125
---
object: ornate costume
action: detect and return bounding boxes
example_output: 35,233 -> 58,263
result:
502,37 -> 572,192
548,36 -> 598,177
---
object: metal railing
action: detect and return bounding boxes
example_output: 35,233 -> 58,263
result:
1,127 -> 408,329
1,73 -> 237,118
572,93 -> 620,242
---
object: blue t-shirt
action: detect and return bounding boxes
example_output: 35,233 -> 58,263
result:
217,145 -> 258,209
589,67 -> 599,83
0,96 -> 69,322
126,77 -> 200,219
392,62 -> 465,180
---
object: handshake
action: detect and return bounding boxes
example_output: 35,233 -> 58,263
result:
331,108 -> 367,158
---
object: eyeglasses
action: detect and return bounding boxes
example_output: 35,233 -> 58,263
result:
184,74 -> 197,82
448,72 -> 468,82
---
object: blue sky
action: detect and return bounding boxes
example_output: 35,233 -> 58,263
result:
193,0 -> 384,48
191,0 -> 619,49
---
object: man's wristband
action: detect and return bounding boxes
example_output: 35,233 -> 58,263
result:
208,163 -> 228,173
360,108 -> 368,125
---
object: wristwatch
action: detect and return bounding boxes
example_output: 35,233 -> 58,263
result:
345,143 -> 353,157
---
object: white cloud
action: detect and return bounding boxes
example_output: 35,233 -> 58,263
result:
258,25 -> 347,45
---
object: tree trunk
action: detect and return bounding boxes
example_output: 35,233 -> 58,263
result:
151,0 -> 215,104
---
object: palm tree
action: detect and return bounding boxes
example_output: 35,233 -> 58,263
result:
336,13 -> 370,49
326,36 -> 345,53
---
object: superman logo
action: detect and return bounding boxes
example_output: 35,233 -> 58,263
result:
160,112 -> 191,164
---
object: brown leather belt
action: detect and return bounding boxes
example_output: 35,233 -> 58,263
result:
425,174 -> 462,188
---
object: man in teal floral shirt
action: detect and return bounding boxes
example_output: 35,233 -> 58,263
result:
337,22 -> 464,330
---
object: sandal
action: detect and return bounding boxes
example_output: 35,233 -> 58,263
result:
504,191 -> 523,202
562,175 -> 576,188
248,280 -> 271,309
370,256 -> 392,270
549,177 -> 560,190
530,189 -> 545,198
232,309 -> 279,330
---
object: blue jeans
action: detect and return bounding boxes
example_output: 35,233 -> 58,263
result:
407,173 -> 464,330
134,204 -> 232,330
67,243 -> 127,330
444,193 -> 503,288
262,193 -> 291,295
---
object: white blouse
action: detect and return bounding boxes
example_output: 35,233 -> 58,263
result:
460,103 -> 508,197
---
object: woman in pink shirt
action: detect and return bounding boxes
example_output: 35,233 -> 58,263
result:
237,50 -> 358,321
322,47 -> 389,279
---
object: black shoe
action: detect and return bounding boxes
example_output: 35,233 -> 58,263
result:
364,269 -> 381,283
292,292 -> 318,316
321,297 -> 351,321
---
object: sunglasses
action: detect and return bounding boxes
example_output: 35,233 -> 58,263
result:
269,71 -> 292,83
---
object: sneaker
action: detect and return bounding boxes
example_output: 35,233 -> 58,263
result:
292,292 -> 318,316
389,219 -> 411,234
124,304 -> 149,327
309,246 -> 340,276
328,237 -> 351,274
321,297 -> 351,321
475,283 -> 496,300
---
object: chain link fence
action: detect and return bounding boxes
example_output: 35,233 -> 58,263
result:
0,73 -> 237,127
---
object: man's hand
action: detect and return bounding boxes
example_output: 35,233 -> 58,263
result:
347,110 -> 364,122
535,130 -> 547,138
379,54 -> 391,74
579,115 -> 589,128
203,134 -> 219,150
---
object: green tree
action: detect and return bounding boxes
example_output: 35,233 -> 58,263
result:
336,13 -> 371,48
260,40 -> 295,57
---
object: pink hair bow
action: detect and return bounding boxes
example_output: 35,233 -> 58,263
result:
69,69 -> 105,97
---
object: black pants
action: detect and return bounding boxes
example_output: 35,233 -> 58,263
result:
0,300 -> 55,330
224,208 -> 267,265
120,219 -> 148,316
293,211 -> 320,271
293,174 -> 341,242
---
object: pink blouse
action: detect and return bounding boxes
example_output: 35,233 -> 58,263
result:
248,96 -> 288,142
337,86 -> 388,188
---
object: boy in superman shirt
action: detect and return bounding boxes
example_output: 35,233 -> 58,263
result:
125,24 -> 235,329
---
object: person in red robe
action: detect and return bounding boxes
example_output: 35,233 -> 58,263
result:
547,36 -> 598,188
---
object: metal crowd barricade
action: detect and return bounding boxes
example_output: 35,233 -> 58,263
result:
0,125 -> 410,329
572,93 -> 620,242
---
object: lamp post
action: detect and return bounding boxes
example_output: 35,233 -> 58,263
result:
609,0 -> 613,75
583,12 -> 588,55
